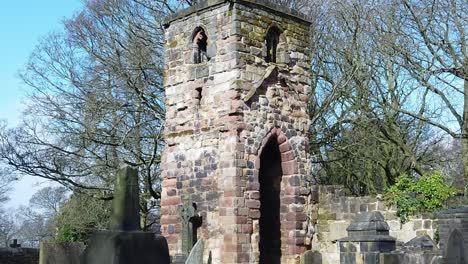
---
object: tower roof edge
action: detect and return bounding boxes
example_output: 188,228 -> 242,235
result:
163,0 -> 312,28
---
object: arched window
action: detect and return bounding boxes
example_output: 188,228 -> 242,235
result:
192,27 -> 208,64
265,26 -> 281,63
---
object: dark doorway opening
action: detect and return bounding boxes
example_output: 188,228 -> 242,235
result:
259,138 -> 282,264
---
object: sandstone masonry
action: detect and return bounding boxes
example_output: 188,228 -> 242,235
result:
160,1 -> 312,263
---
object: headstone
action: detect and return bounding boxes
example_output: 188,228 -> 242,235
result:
180,201 -> 196,255
396,235 -> 439,264
180,200 -> 203,256
445,229 -> 467,264
401,235 -> 435,250
80,165 -> 170,264
300,250 -> 322,264
185,239 -> 204,264
111,165 -> 140,231
339,212 -> 396,264
39,242 -> 84,264
9,239 -> 21,248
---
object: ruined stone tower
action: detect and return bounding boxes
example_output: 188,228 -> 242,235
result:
161,1 -> 312,263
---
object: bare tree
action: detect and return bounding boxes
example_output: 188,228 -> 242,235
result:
303,0 -> 448,194
376,0 -> 467,188
0,0 -> 171,228
0,210 -> 16,247
29,186 -> 68,216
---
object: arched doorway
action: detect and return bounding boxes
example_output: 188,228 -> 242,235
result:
259,137 -> 282,264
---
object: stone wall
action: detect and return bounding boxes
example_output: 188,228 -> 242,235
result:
0,248 -> 39,264
161,1 -> 312,263
437,207 -> 468,260
310,186 -> 437,264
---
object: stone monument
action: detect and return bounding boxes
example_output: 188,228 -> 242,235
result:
39,242 -> 84,264
339,211 -> 396,264
80,165 -> 170,264
9,239 -> 21,248
160,1 -> 312,263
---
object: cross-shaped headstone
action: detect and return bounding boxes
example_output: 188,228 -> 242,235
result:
9,239 -> 21,248
180,200 -> 196,255
179,200 -> 203,256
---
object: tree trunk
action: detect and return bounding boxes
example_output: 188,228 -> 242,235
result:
462,61 -> 468,197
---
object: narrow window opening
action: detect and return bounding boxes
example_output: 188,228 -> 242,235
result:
195,87 -> 202,106
192,28 -> 208,64
265,27 -> 281,63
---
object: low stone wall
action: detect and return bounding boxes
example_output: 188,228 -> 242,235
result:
0,248 -> 39,264
310,185 -> 437,264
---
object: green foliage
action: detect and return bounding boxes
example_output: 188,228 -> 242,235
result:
384,172 -> 454,222
384,171 -> 456,223
55,193 -> 111,243
56,224 -> 89,243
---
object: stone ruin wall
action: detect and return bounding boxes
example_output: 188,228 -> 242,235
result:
161,1 -> 312,263
310,185 -> 437,264
0,248 -> 39,264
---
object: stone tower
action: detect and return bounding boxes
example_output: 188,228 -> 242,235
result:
161,1 -> 312,263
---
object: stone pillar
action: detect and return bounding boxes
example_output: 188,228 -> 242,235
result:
339,212 -> 396,264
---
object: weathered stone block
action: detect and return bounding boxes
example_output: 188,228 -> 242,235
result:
80,231 -> 170,264
39,242 -> 84,264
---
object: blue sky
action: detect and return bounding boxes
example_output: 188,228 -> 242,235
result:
0,0 -> 82,209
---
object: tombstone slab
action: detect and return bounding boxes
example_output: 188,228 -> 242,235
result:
80,231 -> 170,264
80,165 -> 170,264
185,239 -> 204,264
39,242 -> 84,264
300,250 -> 322,264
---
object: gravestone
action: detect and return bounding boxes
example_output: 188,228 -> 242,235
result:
173,200 -> 203,264
185,239 -> 204,264
402,235 -> 435,250
80,165 -> 170,264
180,201 -> 196,256
300,250 -> 322,264
397,235 -> 439,264
9,239 -> 21,248
339,211 -> 396,264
